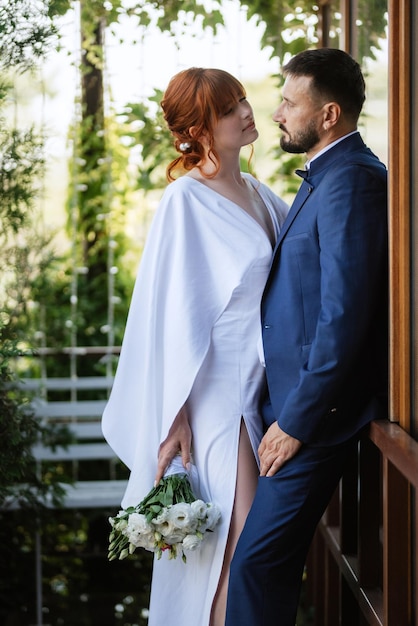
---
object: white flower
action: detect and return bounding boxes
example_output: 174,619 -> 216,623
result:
168,502 -> 197,531
129,538 -> 155,553
191,499 -> 208,520
154,518 -> 185,543
201,504 -> 222,532
125,512 -> 150,534
163,529 -> 187,544
152,507 -> 170,525
130,532 -> 155,550
182,533 -> 203,551
123,513 -> 155,549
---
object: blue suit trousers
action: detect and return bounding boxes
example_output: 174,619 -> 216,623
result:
225,435 -> 359,626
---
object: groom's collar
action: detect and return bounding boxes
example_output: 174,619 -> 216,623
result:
305,130 -> 359,171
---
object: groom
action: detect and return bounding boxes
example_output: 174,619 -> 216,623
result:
225,48 -> 388,625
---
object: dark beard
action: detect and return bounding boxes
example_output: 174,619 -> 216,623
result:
280,121 -> 320,154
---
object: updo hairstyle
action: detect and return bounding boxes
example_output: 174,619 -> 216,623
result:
161,67 -> 247,181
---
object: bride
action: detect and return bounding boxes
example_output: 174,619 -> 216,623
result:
102,67 -> 288,626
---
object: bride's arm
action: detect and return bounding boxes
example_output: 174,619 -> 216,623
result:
154,405 -> 192,485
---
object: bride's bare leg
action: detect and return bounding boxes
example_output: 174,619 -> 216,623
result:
209,420 -> 259,626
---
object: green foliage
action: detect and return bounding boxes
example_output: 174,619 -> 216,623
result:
63,112 -> 139,354
0,0 -> 59,72
120,92 -> 177,191
0,126 -> 45,237
0,505 -> 154,624
0,83 -> 71,354
0,79 -> 70,509
48,0 -> 73,18
0,325 -> 68,510
243,0 -> 387,65
243,0 -> 305,62
268,150 -> 304,196
356,0 -> 388,62
145,0 -> 223,35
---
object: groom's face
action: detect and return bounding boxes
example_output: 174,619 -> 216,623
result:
272,74 -> 325,157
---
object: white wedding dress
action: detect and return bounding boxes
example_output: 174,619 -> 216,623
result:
102,173 -> 288,626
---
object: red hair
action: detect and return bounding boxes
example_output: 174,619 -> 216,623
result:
161,68 -> 247,181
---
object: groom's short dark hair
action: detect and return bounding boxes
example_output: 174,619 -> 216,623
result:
283,48 -> 366,122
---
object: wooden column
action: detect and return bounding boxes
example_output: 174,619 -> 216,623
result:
383,459 -> 411,624
318,0 -> 332,47
339,0 -> 357,55
388,0 -> 411,429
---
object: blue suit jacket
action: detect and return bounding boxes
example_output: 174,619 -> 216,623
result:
261,133 -> 388,445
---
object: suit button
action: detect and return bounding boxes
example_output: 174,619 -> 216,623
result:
264,324 -> 271,329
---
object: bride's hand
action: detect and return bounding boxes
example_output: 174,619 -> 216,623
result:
154,405 -> 192,485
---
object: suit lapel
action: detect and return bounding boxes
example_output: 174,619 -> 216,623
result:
273,178 -> 313,253
273,133 -> 367,257
262,179 -> 313,296
265,133 -> 368,297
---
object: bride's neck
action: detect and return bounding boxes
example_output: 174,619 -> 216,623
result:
193,156 -> 243,187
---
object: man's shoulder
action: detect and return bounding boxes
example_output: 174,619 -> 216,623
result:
314,136 -> 387,180
334,134 -> 386,169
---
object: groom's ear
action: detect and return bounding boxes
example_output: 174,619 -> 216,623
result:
322,102 -> 341,130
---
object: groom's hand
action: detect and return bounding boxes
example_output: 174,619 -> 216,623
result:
258,422 -> 302,477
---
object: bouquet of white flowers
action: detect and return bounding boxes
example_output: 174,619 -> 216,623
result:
108,462 -> 221,563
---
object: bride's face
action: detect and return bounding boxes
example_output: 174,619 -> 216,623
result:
212,97 -> 259,153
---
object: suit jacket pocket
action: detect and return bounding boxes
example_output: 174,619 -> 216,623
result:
282,231 -> 310,243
